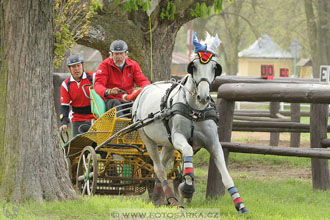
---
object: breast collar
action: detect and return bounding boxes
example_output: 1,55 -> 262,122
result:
159,80 -> 218,145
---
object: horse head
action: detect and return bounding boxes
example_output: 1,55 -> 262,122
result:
187,32 -> 222,105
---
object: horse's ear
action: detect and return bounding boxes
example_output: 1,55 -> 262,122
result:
187,61 -> 194,75
215,63 -> 222,77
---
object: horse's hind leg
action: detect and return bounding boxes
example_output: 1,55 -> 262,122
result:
208,144 -> 250,214
151,146 -> 175,206
160,147 -> 183,197
152,176 -> 166,206
140,132 -> 182,208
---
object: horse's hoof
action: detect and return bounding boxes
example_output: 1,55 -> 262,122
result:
151,188 -> 165,206
238,207 -> 250,214
179,182 -> 195,198
168,197 -> 184,209
185,197 -> 192,204
153,200 -> 167,207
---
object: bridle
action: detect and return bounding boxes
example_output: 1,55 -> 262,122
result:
187,50 -> 222,89
189,59 -> 220,89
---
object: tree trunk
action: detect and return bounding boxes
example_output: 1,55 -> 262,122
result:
0,0 -> 7,187
144,20 -> 181,82
199,0 -> 247,76
0,0 -> 76,201
78,0 -> 217,81
304,0 -> 330,78
220,0 -> 243,76
317,0 -> 330,65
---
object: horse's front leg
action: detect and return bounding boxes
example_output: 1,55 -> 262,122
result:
209,142 -> 250,214
172,132 -> 195,199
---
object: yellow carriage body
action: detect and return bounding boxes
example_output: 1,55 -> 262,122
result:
63,108 -> 182,196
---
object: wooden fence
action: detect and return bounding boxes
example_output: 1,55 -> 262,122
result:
206,76 -> 330,198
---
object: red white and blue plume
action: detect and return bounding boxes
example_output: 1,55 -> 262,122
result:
192,32 -> 221,54
193,32 -> 207,52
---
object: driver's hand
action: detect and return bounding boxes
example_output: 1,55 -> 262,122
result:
110,87 -> 122,95
123,88 -> 143,101
133,87 -> 141,92
60,124 -> 68,133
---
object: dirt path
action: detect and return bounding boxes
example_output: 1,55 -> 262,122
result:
228,131 -> 312,182
231,131 -> 310,148
229,162 -> 312,183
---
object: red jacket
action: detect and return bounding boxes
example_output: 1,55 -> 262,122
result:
60,72 -> 96,122
94,57 -> 150,100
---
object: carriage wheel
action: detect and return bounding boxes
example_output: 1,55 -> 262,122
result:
76,146 -> 98,196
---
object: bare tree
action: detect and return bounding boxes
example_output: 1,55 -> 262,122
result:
0,0 -> 76,201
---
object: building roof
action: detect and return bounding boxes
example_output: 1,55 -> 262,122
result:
296,58 -> 312,66
238,34 -> 293,59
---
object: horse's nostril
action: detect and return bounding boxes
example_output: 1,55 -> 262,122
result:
197,95 -> 201,100
206,96 -> 210,101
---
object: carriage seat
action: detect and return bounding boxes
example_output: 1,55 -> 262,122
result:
89,87 -> 133,119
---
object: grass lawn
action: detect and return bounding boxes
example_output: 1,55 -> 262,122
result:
1,150 -> 329,220
7,108 -> 328,219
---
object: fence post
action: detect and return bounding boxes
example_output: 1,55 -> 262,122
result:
290,103 -> 301,147
270,102 -> 280,146
206,98 -> 234,198
310,103 -> 330,190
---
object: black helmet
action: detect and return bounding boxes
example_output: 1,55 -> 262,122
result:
67,54 -> 84,66
110,40 -> 128,53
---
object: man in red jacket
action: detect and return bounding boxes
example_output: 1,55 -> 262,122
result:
94,40 -> 150,116
60,54 -> 96,137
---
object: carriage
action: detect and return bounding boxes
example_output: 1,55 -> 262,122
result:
61,101 -> 182,197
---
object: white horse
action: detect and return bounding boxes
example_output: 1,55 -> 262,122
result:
132,33 -> 249,213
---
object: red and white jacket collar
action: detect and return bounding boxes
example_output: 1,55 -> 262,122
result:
69,72 -> 88,82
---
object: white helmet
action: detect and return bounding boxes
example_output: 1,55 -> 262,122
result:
110,40 -> 128,53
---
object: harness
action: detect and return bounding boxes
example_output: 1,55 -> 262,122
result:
131,52 -> 221,147
159,80 -> 218,146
